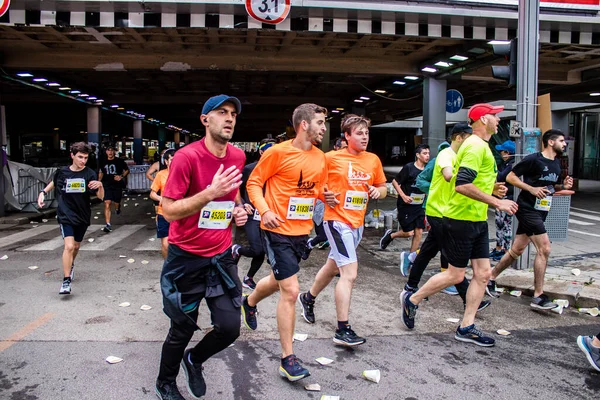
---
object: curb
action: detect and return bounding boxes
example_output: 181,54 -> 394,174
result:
495,277 -> 600,308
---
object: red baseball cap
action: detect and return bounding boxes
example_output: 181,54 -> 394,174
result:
468,103 -> 504,123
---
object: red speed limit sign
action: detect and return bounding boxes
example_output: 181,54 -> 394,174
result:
245,0 -> 291,25
0,0 -> 10,18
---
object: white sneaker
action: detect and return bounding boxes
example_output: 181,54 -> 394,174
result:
59,279 -> 72,295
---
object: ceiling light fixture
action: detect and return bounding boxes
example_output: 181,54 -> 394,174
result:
590,93 -> 600,96
331,110 -> 340,113
70,90 -> 81,94
336,108 -> 344,111
59,87 -> 71,91
450,55 -> 469,61
421,67 -> 437,73
374,90 -> 387,94
17,73 -> 33,77
78,94 -> 89,97
405,76 -> 419,80
353,99 -> 364,103
110,104 -> 119,108
46,82 -> 60,87
393,81 -> 406,85
33,78 -> 48,82
360,96 -> 370,100
434,61 -> 452,68
488,40 -> 511,45
88,97 -> 97,100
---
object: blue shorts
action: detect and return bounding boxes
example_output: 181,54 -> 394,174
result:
157,214 -> 170,239
60,224 -> 88,243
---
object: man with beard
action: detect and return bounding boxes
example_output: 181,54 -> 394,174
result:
242,103 -> 328,382
155,95 -> 248,400
487,129 -> 573,311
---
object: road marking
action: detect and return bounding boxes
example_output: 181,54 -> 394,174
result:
133,233 -> 162,251
0,312 -> 56,352
568,218 -> 595,226
0,225 -> 57,248
568,229 -> 600,238
571,206 -> 600,215
80,225 -> 145,251
22,225 -> 102,251
569,211 -> 600,222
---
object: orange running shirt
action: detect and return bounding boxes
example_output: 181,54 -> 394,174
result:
323,149 -> 386,228
247,140 -> 327,236
150,169 -> 169,216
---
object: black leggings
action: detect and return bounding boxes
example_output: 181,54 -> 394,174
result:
311,222 -> 328,246
407,216 -> 469,302
238,218 -> 265,278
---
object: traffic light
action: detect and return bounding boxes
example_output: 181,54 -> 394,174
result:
491,38 -> 517,88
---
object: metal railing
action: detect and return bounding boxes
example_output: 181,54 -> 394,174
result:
17,167 -> 57,205
127,165 -> 152,192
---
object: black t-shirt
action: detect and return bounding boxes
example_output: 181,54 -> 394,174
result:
497,158 -> 515,199
240,161 -> 258,206
99,157 -> 129,188
53,166 -> 98,226
394,162 -> 425,207
512,152 -> 562,211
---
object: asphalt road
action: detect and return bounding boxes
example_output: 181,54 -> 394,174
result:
0,194 -> 598,399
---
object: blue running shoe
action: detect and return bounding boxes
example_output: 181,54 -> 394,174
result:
455,324 -> 495,347
400,290 -> 417,330
279,354 -> 310,382
441,285 -> 459,295
577,335 -> 600,372
400,251 -> 412,276
241,294 -> 258,330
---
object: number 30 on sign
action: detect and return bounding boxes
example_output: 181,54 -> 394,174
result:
245,0 -> 291,25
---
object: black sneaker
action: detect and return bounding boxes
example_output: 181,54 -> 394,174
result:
242,276 -> 256,290
486,279 -> 500,298
116,208 -> 121,215
298,293 -> 315,324
181,349 -> 206,399
400,290 -> 417,330
59,278 -> 71,295
279,354 -> 310,382
102,224 -> 112,233
241,294 -> 258,330
232,244 -> 241,264
333,325 -> 366,347
465,300 -> 492,312
455,324 -> 495,347
403,283 -> 418,294
301,239 -> 313,261
155,380 -> 185,400
379,229 -> 393,250
530,293 -> 559,310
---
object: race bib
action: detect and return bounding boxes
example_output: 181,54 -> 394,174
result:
66,178 -> 86,193
253,208 -> 261,221
287,197 -> 315,220
410,193 -> 425,205
344,190 -> 368,210
198,201 -> 234,229
534,196 -> 553,211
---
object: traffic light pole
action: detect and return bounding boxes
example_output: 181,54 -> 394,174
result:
513,0 -> 540,269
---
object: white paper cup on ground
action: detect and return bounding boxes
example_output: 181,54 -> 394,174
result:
509,290 -> 522,297
315,357 -> 334,366
588,307 -> 599,317
497,329 -> 511,336
140,304 -> 152,311
293,333 -> 308,342
119,302 -> 131,307
304,384 -> 321,391
571,268 -> 581,276
553,299 -> 569,308
362,369 -> 381,383
446,318 -> 460,323
28,266 -> 39,270
127,258 -> 135,263
550,304 -> 564,314
105,356 -> 123,364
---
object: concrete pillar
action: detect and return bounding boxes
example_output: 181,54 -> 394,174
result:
174,131 -> 181,148
422,77 -> 447,156
133,119 -> 143,164
87,106 -> 101,145
184,134 -> 190,145
158,128 -> 167,151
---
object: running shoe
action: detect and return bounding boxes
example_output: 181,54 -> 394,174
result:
492,250 -> 505,262
454,324 -> 495,347
102,224 -> 112,233
155,380 -> 185,400
316,240 -> 330,249
400,290 -> 417,330
70,265 -> 74,281
115,208 -> 121,215
530,294 -> 559,310
399,251 -> 412,276
279,354 -> 310,382
577,335 -> 600,372
59,278 -> 72,295
301,238 -> 313,261
441,285 -> 459,295
486,279 -> 500,298
181,349 -> 206,399
403,283 -> 419,294
379,229 -> 393,250
489,248 -> 500,258
298,293 -> 315,324
231,244 -> 241,264
333,325 -> 366,347
242,276 -> 256,290
464,300 -> 492,312
241,294 -> 258,330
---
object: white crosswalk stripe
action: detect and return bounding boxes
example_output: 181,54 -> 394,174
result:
81,225 -> 146,251
570,211 -> 600,222
0,225 -> 57,248
133,237 -> 161,251
23,225 -> 103,251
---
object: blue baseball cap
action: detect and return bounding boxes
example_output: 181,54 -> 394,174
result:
201,94 -> 242,115
495,140 -> 515,154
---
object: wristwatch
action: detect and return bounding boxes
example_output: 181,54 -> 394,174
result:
40,190 -> 46,195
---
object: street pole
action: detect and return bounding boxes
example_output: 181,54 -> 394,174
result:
514,0 -> 540,269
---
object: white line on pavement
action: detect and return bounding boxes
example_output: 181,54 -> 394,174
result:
571,206 -> 600,215
568,229 -> 600,237
80,225 -> 146,251
133,233 -> 162,251
570,211 -> 600,222
568,218 -> 595,226
0,225 -> 57,248
22,225 -> 103,251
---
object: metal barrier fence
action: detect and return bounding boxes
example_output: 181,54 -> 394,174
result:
17,167 -> 57,205
127,165 -> 152,193
544,195 -> 571,242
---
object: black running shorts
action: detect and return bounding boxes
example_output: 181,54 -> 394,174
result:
262,231 -> 307,281
397,204 -> 426,232
441,217 -> 489,268
515,207 -> 548,237
103,186 -> 123,203
60,223 -> 88,243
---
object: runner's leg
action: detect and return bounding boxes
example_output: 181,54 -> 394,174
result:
336,261 -> 358,322
277,274 -> 300,357
308,258 -> 338,297
529,233 -> 552,297
461,258 -> 491,327
62,236 -> 76,278
490,234 -> 530,280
